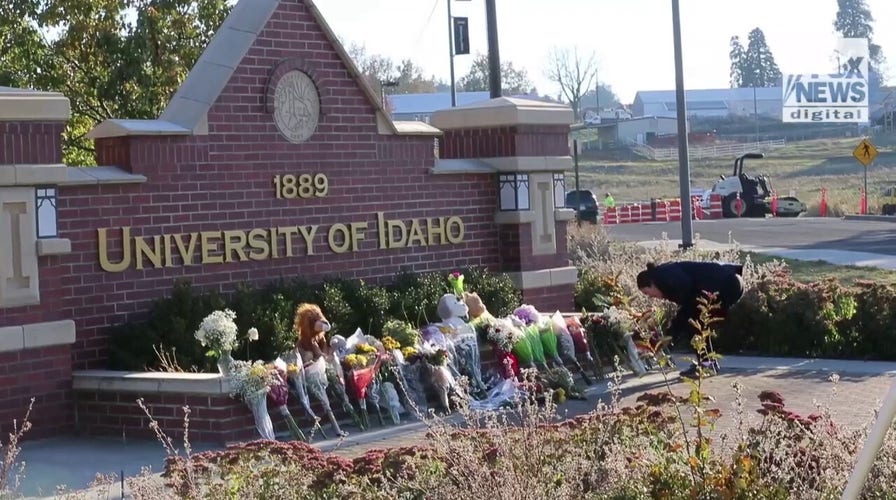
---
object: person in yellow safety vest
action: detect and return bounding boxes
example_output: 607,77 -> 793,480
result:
604,192 -> 615,209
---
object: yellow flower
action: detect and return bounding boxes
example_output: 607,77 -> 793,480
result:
401,346 -> 418,358
345,354 -> 368,369
287,364 -> 300,374
356,343 -> 377,355
249,364 -> 267,378
381,336 -> 401,351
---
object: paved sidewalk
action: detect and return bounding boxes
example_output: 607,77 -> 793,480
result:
15,354 -> 894,499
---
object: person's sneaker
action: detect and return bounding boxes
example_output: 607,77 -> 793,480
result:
679,361 -> 720,379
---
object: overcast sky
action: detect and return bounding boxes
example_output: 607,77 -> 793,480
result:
316,0 -> 896,104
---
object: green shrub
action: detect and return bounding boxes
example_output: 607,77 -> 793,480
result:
460,267 -> 521,317
847,281 -> 896,360
387,270 -> 445,325
106,268 -> 521,372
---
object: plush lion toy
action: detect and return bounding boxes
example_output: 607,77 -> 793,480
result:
293,303 -> 332,363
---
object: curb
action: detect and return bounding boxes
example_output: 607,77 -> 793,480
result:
844,215 -> 896,223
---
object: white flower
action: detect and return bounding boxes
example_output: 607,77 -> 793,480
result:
195,309 -> 239,353
248,327 -> 259,341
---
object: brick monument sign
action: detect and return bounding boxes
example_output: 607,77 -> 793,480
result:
0,0 -> 576,440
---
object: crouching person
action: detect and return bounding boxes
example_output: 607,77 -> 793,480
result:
636,260 -> 744,378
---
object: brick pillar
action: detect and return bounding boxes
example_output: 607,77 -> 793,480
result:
0,87 -> 76,437
431,98 -> 577,311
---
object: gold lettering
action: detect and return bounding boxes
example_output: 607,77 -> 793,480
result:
247,228 -> 270,261
349,222 -> 367,252
427,217 -> 446,245
163,234 -> 174,267
98,227 -> 132,273
135,235 -> 163,270
328,224 -> 351,254
376,212 -> 387,249
446,216 -> 465,244
173,233 -> 199,265
223,230 -> 248,262
278,226 -> 298,257
269,228 -> 279,258
200,231 -> 223,264
387,220 -> 407,248
299,225 -> 318,255
407,219 -> 427,247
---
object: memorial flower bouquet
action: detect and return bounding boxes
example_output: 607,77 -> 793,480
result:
194,309 -> 239,374
228,360 -> 277,440
420,343 -> 456,412
381,320 -> 420,351
513,306 -> 548,369
550,312 -> 593,385
267,365 -> 306,441
505,316 -> 536,370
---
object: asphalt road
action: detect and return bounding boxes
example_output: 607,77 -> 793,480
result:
604,217 -> 896,255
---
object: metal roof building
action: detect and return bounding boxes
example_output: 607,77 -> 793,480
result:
388,91 -> 547,123
632,87 -> 783,119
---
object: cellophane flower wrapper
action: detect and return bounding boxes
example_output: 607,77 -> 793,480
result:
523,325 -> 547,365
267,377 -> 305,441
248,393 -> 276,440
327,357 -> 362,427
399,360 -> 429,415
348,357 -> 380,427
551,312 -> 578,363
379,381 -> 403,424
451,332 -> 486,394
537,319 -> 562,366
510,334 -> 536,369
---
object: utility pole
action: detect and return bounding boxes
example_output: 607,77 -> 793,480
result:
753,85 -> 759,140
595,68 -> 600,110
671,0 -> 693,249
485,0 -> 501,98
447,0 -> 457,107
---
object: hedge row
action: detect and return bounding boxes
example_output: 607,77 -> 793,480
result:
107,267 -> 521,372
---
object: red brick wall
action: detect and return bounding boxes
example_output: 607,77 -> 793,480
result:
0,121 -> 65,164
75,391 -> 258,444
0,0 -> 501,371
440,125 -> 570,159
498,222 -> 570,273
522,284 -> 576,313
0,345 -> 72,438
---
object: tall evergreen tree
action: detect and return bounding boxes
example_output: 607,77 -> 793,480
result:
743,28 -> 782,87
727,28 -> 781,88
729,36 -> 746,88
834,0 -> 885,75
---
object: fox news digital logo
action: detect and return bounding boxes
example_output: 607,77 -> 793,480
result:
782,38 -> 869,123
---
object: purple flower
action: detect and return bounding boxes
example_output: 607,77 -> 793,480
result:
513,305 -> 541,326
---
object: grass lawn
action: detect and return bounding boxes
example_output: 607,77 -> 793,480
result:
742,251 -> 896,285
569,135 -> 896,212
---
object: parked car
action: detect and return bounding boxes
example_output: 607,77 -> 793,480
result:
565,190 -> 600,223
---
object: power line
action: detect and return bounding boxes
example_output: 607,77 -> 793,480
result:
413,0 -> 441,48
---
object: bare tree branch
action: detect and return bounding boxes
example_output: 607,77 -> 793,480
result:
545,46 -> 598,119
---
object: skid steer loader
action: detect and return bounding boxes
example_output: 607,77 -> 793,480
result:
700,152 -> 806,218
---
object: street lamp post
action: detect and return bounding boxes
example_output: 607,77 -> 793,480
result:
485,0 -> 502,98
671,0 -> 694,249
447,0 -> 457,107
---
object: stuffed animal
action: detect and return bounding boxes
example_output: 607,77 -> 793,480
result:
292,303 -> 347,437
294,303 -> 332,364
436,293 -> 487,396
437,293 -> 470,326
462,292 -> 492,321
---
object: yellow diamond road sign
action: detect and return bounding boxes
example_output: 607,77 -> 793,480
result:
853,138 -> 878,167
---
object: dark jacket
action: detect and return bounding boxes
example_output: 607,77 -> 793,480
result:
650,261 -> 744,336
